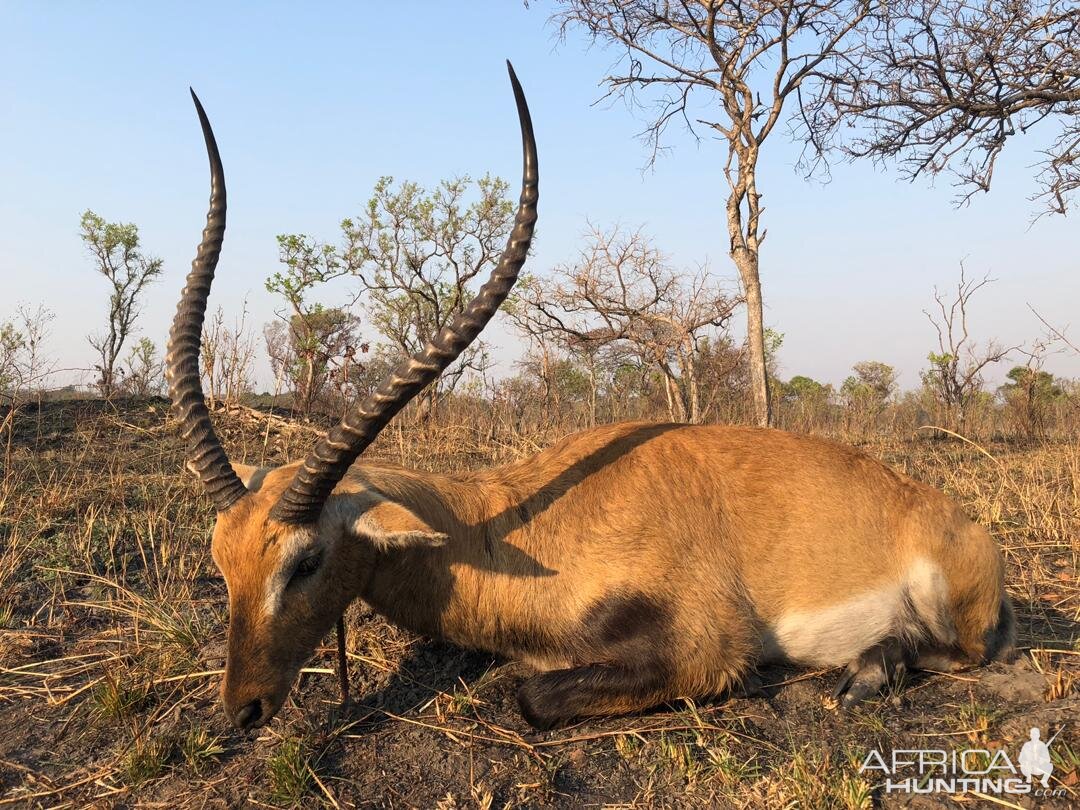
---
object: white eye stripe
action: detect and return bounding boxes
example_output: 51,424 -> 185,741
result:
261,579 -> 283,619
261,562 -> 293,618
261,530 -> 323,619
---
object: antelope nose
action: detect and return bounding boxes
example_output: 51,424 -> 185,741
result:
233,699 -> 264,731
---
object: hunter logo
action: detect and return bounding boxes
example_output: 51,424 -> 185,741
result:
1019,727 -> 1054,787
860,726 -> 1066,798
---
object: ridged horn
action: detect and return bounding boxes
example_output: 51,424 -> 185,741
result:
164,90 -> 248,513
270,61 -> 539,525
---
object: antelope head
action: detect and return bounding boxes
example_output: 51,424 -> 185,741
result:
164,65 -> 537,730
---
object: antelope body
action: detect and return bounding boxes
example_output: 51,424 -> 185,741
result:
165,66 -> 1013,732
223,422 -> 1013,730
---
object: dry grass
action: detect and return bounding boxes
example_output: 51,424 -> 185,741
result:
0,399 -> 1076,807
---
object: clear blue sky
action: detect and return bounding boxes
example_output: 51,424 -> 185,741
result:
2,1 -> 1077,391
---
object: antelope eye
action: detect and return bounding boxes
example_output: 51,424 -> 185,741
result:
289,553 -> 322,584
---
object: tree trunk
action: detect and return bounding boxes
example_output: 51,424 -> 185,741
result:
662,373 -> 676,422
734,252 -> 771,427
688,362 -> 701,425
586,356 -> 597,428
303,356 -> 316,416
415,389 -> 437,424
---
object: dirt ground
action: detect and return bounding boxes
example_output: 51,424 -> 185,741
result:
0,400 -> 1076,808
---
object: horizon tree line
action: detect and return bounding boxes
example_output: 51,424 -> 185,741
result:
1,191 -> 1075,446
4,0 -> 1078,439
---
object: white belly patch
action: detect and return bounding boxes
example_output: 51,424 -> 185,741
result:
766,558 -> 948,666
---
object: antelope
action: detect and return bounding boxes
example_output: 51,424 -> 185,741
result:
165,64 -> 1014,733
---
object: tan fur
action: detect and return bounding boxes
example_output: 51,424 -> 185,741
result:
211,422 -> 1012,728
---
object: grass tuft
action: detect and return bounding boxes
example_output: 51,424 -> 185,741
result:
267,737 -> 314,806
179,725 -> 225,775
89,669 -> 150,721
121,735 -> 171,786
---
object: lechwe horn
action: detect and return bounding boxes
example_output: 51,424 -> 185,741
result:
269,61 -> 538,526
165,90 -> 247,513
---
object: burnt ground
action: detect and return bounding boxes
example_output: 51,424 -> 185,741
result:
0,400 -> 1076,808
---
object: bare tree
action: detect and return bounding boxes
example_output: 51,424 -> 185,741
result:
1030,304 -> 1080,355
0,305 -> 54,462
920,266 -> 1016,431
512,225 -> 737,424
549,1 -> 871,425
342,175 -> 515,420
202,301 -> 258,408
1,305 -> 54,401
80,210 -> 163,397
14,304 -> 53,400
803,0 -> 1080,214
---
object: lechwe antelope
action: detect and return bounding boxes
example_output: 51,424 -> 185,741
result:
166,65 -> 1014,733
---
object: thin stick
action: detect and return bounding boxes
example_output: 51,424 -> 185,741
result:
915,425 -> 1002,468
965,790 -> 1025,810
0,768 -> 116,806
336,615 -> 350,709
308,763 -> 341,810
150,669 -> 224,685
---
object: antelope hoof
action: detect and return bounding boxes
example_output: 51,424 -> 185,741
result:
732,671 -> 768,700
832,671 -> 885,710
831,639 -> 908,710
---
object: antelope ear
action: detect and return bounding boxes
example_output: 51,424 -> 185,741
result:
352,498 -> 449,550
230,463 -> 272,492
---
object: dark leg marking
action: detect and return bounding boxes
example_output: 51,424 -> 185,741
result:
517,592 -> 674,730
832,638 -> 910,710
982,598 -> 1016,664
583,592 -> 672,653
517,661 -> 669,730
